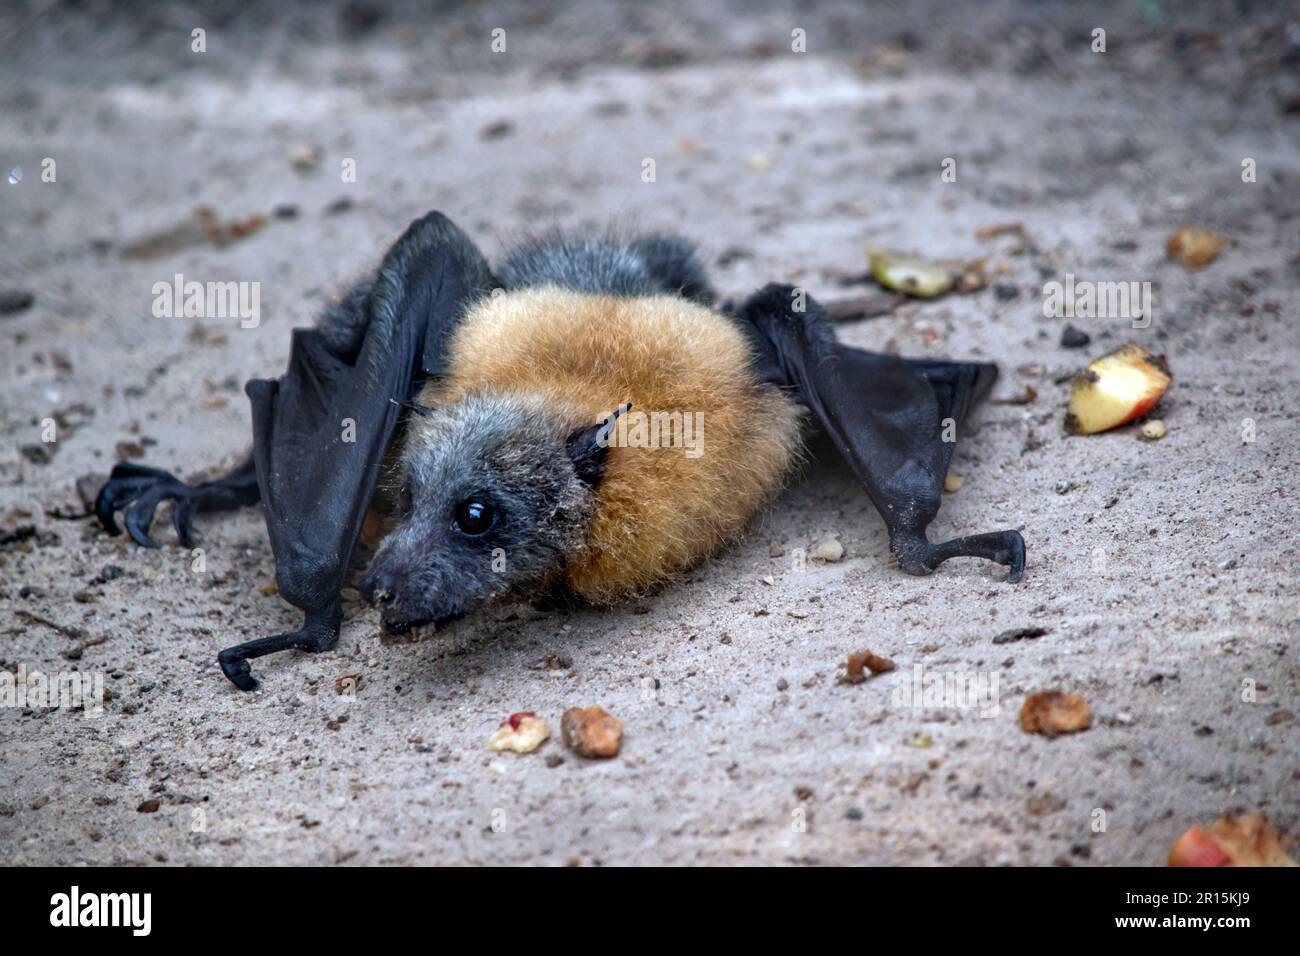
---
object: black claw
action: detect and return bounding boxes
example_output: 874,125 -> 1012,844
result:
124,520 -> 161,549
172,499 -> 197,549
94,485 -> 124,536
95,462 -> 207,548
109,462 -> 178,481
123,487 -> 168,548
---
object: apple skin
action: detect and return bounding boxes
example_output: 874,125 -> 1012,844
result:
1168,815 -> 1297,867
1168,826 -> 1231,867
1064,343 -> 1172,435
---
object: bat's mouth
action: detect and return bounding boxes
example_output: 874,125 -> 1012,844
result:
380,611 -> 465,643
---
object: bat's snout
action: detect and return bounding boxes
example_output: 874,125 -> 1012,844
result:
358,569 -> 399,608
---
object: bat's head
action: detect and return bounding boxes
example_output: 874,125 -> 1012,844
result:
358,393 -> 619,638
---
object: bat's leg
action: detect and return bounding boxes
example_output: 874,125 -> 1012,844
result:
95,455 -> 260,548
216,601 -> 339,691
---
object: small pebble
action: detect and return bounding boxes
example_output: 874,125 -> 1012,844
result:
0,289 -> 35,315
1060,324 -> 1091,348
1139,419 -> 1166,441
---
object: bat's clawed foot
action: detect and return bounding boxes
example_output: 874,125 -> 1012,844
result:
217,652 -> 259,692
893,529 -> 1026,583
95,462 -> 202,548
217,606 -> 342,691
985,529 -> 1026,583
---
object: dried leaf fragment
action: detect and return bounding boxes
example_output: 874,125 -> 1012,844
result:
839,649 -> 896,685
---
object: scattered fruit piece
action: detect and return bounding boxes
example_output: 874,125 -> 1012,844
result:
1064,343 -> 1171,435
1139,419 -> 1166,441
489,711 -> 551,754
810,532 -> 844,562
1166,226 -> 1226,270
839,649 -> 896,685
560,706 -> 623,758
943,474 -> 963,493
867,248 -> 956,298
1020,690 -> 1091,735
1169,815 -> 1296,867
1168,826 -> 1231,867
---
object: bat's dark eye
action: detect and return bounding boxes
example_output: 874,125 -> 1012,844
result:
398,481 -> 414,513
453,499 -> 496,536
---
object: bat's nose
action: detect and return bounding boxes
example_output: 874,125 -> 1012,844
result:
359,570 -> 398,607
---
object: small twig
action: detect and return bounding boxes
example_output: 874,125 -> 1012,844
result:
15,610 -> 86,641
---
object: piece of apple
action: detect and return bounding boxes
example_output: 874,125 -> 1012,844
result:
867,247 -> 957,298
1169,815 -> 1297,867
1168,825 -> 1232,867
1064,343 -> 1171,435
1167,226 -> 1226,270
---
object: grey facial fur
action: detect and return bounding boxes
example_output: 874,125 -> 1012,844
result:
359,393 -> 595,629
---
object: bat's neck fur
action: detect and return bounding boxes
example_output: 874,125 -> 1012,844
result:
418,286 -> 805,602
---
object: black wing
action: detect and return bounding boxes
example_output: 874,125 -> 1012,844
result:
219,211 -> 495,689
735,283 -> 1025,582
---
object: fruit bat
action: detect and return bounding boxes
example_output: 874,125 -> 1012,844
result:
95,211 -> 1026,690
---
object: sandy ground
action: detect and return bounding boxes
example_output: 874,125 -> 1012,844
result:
1,1 -> 1297,866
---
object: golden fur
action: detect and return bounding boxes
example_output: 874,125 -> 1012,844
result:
418,287 -> 803,602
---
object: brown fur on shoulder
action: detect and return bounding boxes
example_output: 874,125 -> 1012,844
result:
421,287 -> 804,602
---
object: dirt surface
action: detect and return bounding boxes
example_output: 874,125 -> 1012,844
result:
2,1 -> 1297,866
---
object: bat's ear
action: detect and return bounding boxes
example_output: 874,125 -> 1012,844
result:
566,403 -> 631,486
